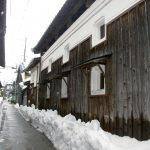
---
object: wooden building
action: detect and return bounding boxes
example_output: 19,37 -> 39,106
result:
0,0 -> 6,67
24,57 -> 41,107
33,0 -> 150,140
21,71 -> 31,106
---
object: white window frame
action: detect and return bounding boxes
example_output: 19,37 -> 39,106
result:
95,17 -> 106,44
91,64 -> 105,95
63,44 -> 70,64
48,58 -> 52,73
61,77 -> 68,98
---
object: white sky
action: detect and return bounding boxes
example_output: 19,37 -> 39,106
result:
0,0 -> 66,84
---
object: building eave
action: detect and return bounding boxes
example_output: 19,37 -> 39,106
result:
24,57 -> 41,71
33,0 -> 95,54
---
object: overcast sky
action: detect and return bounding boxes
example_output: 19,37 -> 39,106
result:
0,0 -> 66,84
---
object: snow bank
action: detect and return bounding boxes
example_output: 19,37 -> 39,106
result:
18,105 -> 150,150
0,97 -> 3,103
0,98 -> 3,125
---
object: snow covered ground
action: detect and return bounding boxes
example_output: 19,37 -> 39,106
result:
17,105 -> 150,150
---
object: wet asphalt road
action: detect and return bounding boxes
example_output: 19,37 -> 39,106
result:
0,103 -> 56,150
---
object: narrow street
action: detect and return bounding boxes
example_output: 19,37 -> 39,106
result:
0,102 -> 56,150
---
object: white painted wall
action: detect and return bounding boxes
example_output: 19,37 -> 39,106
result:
30,63 -> 40,87
41,0 -> 141,71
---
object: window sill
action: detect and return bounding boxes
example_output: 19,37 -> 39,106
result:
62,60 -> 69,66
89,94 -> 108,98
91,89 -> 105,95
60,98 -> 68,100
92,36 -> 107,48
99,37 -> 106,43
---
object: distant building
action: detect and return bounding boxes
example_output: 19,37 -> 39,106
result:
21,71 -> 30,106
23,57 -> 40,107
0,81 -> 2,89
0,81 -> 3,97
0,0 -> 6,67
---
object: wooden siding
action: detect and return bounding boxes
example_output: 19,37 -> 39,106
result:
28,84 -> 37,106
109,0 -> 150,140
38,0 -> 150,140
38,69 -> 48,109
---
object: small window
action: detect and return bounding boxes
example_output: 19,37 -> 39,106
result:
48,59 -> 52,73
99,18 -> 106,40
91,64 -> 105,95
100,24 -> 105,39
61,77 -> 68,98
93,17 -> 106,47
46,83 -> 50,99
95,17 -> 106,40
63,44 -> 70,64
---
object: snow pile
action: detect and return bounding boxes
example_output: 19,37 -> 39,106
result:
18,105 -> 150,150
0,98 -> 3,125
14,103 -> 19,109
0,97 -> 3,103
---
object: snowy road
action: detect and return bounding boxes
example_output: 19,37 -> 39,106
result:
0,102 -> 56,150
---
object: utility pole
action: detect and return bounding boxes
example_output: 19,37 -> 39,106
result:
23,38 -> 27,62
9,0 -> 12,16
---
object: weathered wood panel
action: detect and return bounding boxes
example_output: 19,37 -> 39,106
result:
144,0 -> 150,140
38,69 -> 47,109
138,1 -> 150,140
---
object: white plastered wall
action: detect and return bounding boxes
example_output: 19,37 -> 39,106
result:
30,63 -> 40,87
41,0 -> 141,71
